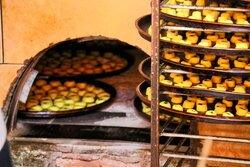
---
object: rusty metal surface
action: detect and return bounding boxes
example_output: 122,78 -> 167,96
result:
151,0 -> 160,167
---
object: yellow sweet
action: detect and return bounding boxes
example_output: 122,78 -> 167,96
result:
203,54 -> 216,61
189,11 -> 202,20
205,97 -> 215,104
219,63 -> 230,69
202,79 -> 213,88
235,41 -> 249,49
182,80 -> 193,87
207,35 -> 219,42
186,35 -> 199,44
184,52 -> 196,60
214,102 -> 226,115
211,75 -> 222,84
172,104 -> 184,111
173,74 -> 184,84
218,57 -> 229,65
171,56 -> 181,63
171,96 -> 183,104
224,78 -> 236,88
164,51 -> 175,59
200,59 -> 212,68
236,104 -> 248,116
196,103 -> 208,113
233,85 -> 246,93
222,99 -> 233,108
189,75 -> 200,84
167,30 -> 179,39
232,76 -> 242,84
183,100 -> 195,109
231,35 -> 243,44
198,39 -> 212,47
172,35 -> 183,43
238,99 -> 249,105
162,8 -> 177,16
243,79 -> 250,87
234,60 -> 247,69
196,0 -> 205,6
188,55 -> 200,64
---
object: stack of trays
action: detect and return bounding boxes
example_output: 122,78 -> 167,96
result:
135,0 -> 250,124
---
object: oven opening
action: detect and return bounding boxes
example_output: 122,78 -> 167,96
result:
5,36 -> 188,145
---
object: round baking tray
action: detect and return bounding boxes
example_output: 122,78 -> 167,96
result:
160,50 -> 250,77
18,79 -> 116,118
136,81 -> 250,124
139,57 -> 250,100
135,14 -> 250,56
35,39 -> 134,79
160,12 -> 250,33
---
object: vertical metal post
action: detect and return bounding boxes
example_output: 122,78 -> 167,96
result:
151,0 -> 160,167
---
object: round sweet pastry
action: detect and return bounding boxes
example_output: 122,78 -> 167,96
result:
61,104 -> 74,111
218,57 -> 229,65
184,52 -> 196,60
198,39 -> 212,47
35,80 -> 47,87
171,96 -> 183,104
171,57 -> 181,63
49,81 -> 62,88
200,59 -> 212,68
234,85 -> 246,93
164,51 -> 175,60
189,75 -> 200,85
161,80 -> 173,85
205,110 -> 217,116
207,35 -> 219,42
215,85 -> 227,91
238,99 -> 249,105
48,106 -> 60,112
234,60 -> 247,69
215,32 -> 225,38
227,55 -> 237,60
146,87 -> 151,96
244,64 -> 250,70
74,102 -> 87,109
172,35 -> 183,43
59,91 -> 69,97
204,54 -> 216,61
29,105 -> 43,112
187,108 -> 198,114
189,11 -> 202,20
222,112 -> 234,117
82,95 -> 95,103
166,30 -> 178,39
182,80 -> 193,87
159,101 -> 171,108
78,90 -> 87,97
196,98 -> 207,105
196,103 -> 207,113
41,85 -> 52,92
224,78 -> 236,88
232,76 -> 242,84
187,35 -> 199,44
26,100 -> 39,109
230,35 -> 243,44
222,99 -> 233,108
64,99 -> 75,105
183,100 -> 195,109
202,79 -> 213,88
34,89 -> 46,96
236,104 -> 248,116
187,96 -> 197,103
214,102 -> 226,115
173,74 -> 184,84
54,98 -> 65,108
235,41 -> 249,49
170,73 -> 178,79
64,81 -> 76,88
211,75 -> 222,84
159,75 -> 165,82
219,63 -> 230,69
244,79 -> 250,88
203,14 -> 216,22
41,100 -> 53,110
205,97 -> 215,104
68,95 -> 80,102
70,87 -> 79,93
172,104 -> 183,111
57,86 -> 68,92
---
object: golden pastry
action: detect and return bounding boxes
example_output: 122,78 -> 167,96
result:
214,102 -> 226,115
235,41 -> 249,49
164,51 -> 175,60
217,57 -> 229,65
219,63 -> 230,69
41,100 -> 53,110
173,74 -> 184,84
172,35 -> 183,43
234,85 -> 246,93
41,85 -> 52,92
188,55 -> 200,65
203,54 -> 216,61
187,96 -> 197,102
196,103 -> 207,113
172,104 -> 183,111
202,79 -> 213,88
238,99 -> 249,105
198,39 -> 212,47
49,81 -> 62,88
76,82 -> 87,89
183,100 -> 195,109
159,101 -> 171,108
207,35 -> 219,42
184,52 -> 196,60
159,75 -> 165,82
187,109 -> 198,114
171,57 -> 181,63
232,76 -> 242,84
35,79 -> 47,87
161,80 -> 173,85
244,79 -> 250,88
171,96 -> 183,104
64,81 -> 76,88
26,100 -> 39,109
57,86 -> 68,92
231,35 -> 243,44
200,59 -> 212,68
186,34 -> 199,44
222,112 -> 234,117
189,75 -> 200,85
189,11 -> 202,20
182,80 -> 192,87
211,75 -> 222,84
224,78 -> 236,88
166,30 -> 178,39
196,98 -> 207,105
222,99 -> 233,108
236,104 -> 248,116
205,97 -> 215,104
244,64 -> 250,70
205,110 -> 217,116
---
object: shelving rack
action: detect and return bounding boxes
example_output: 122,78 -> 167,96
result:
149,0 -> 250,166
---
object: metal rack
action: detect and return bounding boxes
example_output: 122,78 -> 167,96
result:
150,0 -> 250,166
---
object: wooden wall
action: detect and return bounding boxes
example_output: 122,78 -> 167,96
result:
0,0 -> 151,107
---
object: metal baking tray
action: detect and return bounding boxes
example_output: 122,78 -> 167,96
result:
18,79 -> 116,118
139,57 -> 250,100
136,80 -> 250,124
160,49 -> 250,77
135,14 -> 250,56
35,39 -> 134,79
